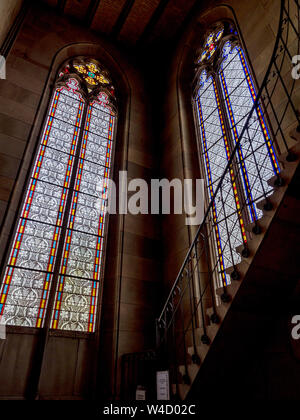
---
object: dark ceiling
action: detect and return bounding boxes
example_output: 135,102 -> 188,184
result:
41,0 -> 199,48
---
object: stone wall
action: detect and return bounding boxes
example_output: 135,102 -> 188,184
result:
0,0 -> 23,49
0,1 -> 161,400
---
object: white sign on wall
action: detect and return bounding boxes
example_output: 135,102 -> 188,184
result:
156,371 -> 170,400
136,388 -> 146,400
0,316 -> 6,340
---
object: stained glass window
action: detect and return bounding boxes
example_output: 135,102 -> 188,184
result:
0,59 -> 116,332
194,23 -> 279,287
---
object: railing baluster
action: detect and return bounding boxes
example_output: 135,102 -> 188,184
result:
263,82 -> 290,153
202,231 -> 219,323
187,245 -> 201,364
179,268 -> 191,385
193,239 -> 209,345
273,58 -> 300,125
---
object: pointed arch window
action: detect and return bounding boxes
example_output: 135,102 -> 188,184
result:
194,22 -> 280,287
0,58 -> 117,332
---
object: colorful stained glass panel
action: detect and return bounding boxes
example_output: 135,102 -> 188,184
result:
0,80 -> 84,328
195,74 -> 244,286
220,42 -> 280,220
51,93 -> 115,332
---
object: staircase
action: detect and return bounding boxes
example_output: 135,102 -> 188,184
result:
154,0 -> 300,400
119,0 -> 300,400
174,132 -> 300,400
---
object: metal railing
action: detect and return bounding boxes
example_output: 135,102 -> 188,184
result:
156,0 -> 300,399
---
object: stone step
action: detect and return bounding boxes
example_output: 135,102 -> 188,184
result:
206,323 -> 219,339
235,243 -> 250,258
187,344 -> 210,365
278,135 -> 300,166
225,259 -> 250,279
245,214 -> 272,235
248,152 -> 300,230
236,231 -> 268,263
206,304 -> 229,322
216,279 -> 241,300
186,324 -> 218,345
256,188 -> 285,214
178,363 -> 200,385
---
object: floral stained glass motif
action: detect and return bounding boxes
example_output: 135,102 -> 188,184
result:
0,59 -> 116,332
199,27 -> 224,63
73,62 -> 110,87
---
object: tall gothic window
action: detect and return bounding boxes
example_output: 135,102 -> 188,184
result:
0,58 -> 117,332
194,22 -> 280,287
